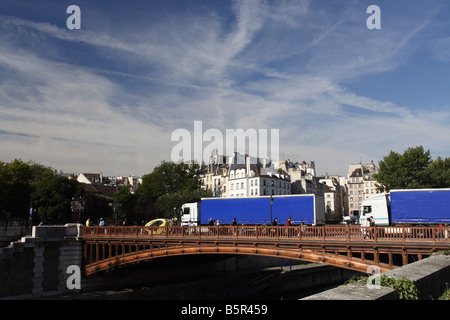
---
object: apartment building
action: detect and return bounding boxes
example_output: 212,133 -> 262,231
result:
347,162 -> 379,214
200,151 -> 291,198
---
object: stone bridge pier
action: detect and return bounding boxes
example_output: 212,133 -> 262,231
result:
0,224 -> 83,299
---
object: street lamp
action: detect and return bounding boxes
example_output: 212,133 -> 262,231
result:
269,195 -> 274,225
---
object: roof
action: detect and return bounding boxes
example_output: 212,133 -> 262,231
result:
349,168 -> 362,178
83,183 -> 117,197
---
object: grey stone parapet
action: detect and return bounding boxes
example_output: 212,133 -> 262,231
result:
302,254 -> 450,300
0,224 -> 83,299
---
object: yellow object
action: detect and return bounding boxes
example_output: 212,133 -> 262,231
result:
145,218 -> 169,234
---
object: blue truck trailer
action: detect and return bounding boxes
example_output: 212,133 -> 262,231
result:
181,194 -> 325,226
360,188 -> 450,226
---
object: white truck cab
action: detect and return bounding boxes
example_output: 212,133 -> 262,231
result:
359,193 -> 390,226
181,202 -> 200,226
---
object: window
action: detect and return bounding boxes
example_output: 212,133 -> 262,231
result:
363,206 -> 372,214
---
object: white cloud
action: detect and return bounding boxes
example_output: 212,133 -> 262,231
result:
0,43 -> 169,175
1,1 -> 450,177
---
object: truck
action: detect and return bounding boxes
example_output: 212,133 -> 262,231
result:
360,188 -> 450,226
343,210 -> 360,224
181,194 -> 325,226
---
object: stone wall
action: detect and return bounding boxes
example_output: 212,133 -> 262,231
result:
0,224 -> 83,299
0,226 -> 29,247
302,254 -> 450,300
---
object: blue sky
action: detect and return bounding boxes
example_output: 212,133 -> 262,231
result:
1,0 -> 450,176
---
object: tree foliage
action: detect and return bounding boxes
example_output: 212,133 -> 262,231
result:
136,161 -> 205,200
32,172 -> 84,223
375,146 -> 450,192
0,159 -> 83,223
0,159 -> 54,218
135,161 -> 211,219
1,158 -> 212,225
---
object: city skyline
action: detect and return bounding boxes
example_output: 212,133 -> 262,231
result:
1,0 -> 450,177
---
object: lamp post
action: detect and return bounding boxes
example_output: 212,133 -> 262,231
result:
269,195 -> 274,225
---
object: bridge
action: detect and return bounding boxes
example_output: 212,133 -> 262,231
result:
82,224 -> 450,276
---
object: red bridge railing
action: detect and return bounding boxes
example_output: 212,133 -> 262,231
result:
83,225 -> 450,244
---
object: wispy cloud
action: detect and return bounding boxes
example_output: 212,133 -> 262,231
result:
1,1 -> 449,175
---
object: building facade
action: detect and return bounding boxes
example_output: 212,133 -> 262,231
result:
200,151 -> 291,198
346,162 -> 379,214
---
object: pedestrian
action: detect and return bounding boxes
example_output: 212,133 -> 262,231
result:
271,218 -> 278,237
285,216 -> 291,236
231,218 -> 238,235
86,218 -> 91,226
286,217 -> 291,226
209,218 -> 214,226
365,216 -> 373,239
300,222 -> 305,236
99,218 -> 105,226
216,219 -> 221,236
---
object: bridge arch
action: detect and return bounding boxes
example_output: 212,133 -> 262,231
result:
83,224 -> 449,277
84,241 -> 395,276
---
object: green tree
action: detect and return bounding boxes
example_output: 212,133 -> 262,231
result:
136,161 -> 205,201
375,146 -> 450,191
156,188 -> 212,219
0,159 -> 33,218
135,161 -> 211,219
32,172 -> 84,224
134,198 -> 160,225
429,156 -> 450,188
0,159 -> 55,219
112,185 -> 137,224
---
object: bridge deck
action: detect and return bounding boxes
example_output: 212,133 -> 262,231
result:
82,225 -> 450,275
83,225 -> 450,244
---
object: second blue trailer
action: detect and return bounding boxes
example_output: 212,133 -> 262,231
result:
182,194 -> 325,226
360,188 -> 450,226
